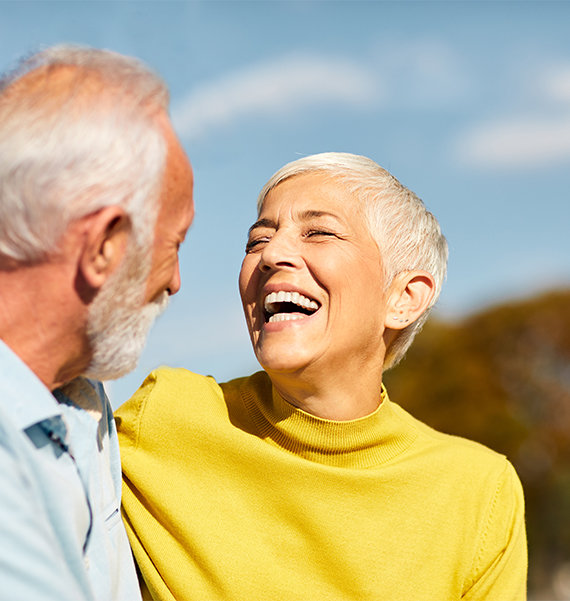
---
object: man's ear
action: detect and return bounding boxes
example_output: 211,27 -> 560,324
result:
77,206 -> 131,290
384,271 -> 436,331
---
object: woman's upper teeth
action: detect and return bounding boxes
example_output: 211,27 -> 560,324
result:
264,290 -> 319,313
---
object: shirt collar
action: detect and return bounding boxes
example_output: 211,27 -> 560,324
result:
0,339 -> 64,431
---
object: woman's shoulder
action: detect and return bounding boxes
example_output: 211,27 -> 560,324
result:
139,366 -> 271,405
134,366 -> 269,393
389,402 -> 524,524
390,400 -> 514,475
114,368 -> 268,445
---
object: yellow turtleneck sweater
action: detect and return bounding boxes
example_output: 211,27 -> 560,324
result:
116,368 -> 527,601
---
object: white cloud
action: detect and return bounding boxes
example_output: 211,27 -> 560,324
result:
172,54 -> 380,140
456,57 -> 570,169
370,38 -> 471,108
456,115 -> 570,169
542,64 -> 570,103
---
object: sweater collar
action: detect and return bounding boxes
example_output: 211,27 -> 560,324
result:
241,372 -> 417,469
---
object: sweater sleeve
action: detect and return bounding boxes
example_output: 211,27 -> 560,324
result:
115,368 -> 224,601
114,370 -> 173,601
462,459 -> 527,601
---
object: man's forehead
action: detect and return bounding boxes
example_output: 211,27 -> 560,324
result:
157,118 -> 193,225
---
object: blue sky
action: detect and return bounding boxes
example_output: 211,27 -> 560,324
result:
2,1 -> 569,406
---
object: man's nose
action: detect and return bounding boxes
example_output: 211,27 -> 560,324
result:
167,259 -> 182,295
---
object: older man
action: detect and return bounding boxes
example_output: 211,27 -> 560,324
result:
0,46 -> 194,601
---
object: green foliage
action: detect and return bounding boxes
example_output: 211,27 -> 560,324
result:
384,289 -> 570,598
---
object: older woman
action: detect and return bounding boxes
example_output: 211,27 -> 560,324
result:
116,153 -> 527,601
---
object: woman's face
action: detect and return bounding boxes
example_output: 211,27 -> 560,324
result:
239,172 -> 391,378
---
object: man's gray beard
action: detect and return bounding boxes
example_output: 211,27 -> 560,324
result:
84,246 -> 169,381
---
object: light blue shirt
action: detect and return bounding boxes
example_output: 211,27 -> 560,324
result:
0,340 -> 142,601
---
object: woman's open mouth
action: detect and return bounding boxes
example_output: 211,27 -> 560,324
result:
263,290 -> 320,323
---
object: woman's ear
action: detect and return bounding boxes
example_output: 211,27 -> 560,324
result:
384,271 -> 436,331
77,206 -> 131,290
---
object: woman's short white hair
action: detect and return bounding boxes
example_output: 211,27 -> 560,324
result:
257,152 -> 449,369
0,44 -> 169,262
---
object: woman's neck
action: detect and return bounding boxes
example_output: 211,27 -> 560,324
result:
266,365 -> 385,421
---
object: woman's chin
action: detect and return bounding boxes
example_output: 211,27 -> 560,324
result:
255,348 -> 312,375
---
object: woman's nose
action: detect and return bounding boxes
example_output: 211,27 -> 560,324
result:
258,232 -> 302,272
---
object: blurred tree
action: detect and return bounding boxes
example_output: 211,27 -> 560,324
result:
384,289 -> 570,599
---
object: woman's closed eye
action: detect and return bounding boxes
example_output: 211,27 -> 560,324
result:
245,226 -> 340,252
305,229 -> 338,239
245,236 -> 271,252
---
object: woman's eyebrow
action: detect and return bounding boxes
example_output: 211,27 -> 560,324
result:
299,210 -> 340,221
248,218 -> 276,235
248,210 -> 342,235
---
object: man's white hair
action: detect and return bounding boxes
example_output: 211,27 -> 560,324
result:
0,44 -> 169,262
257,152 -> 449,369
